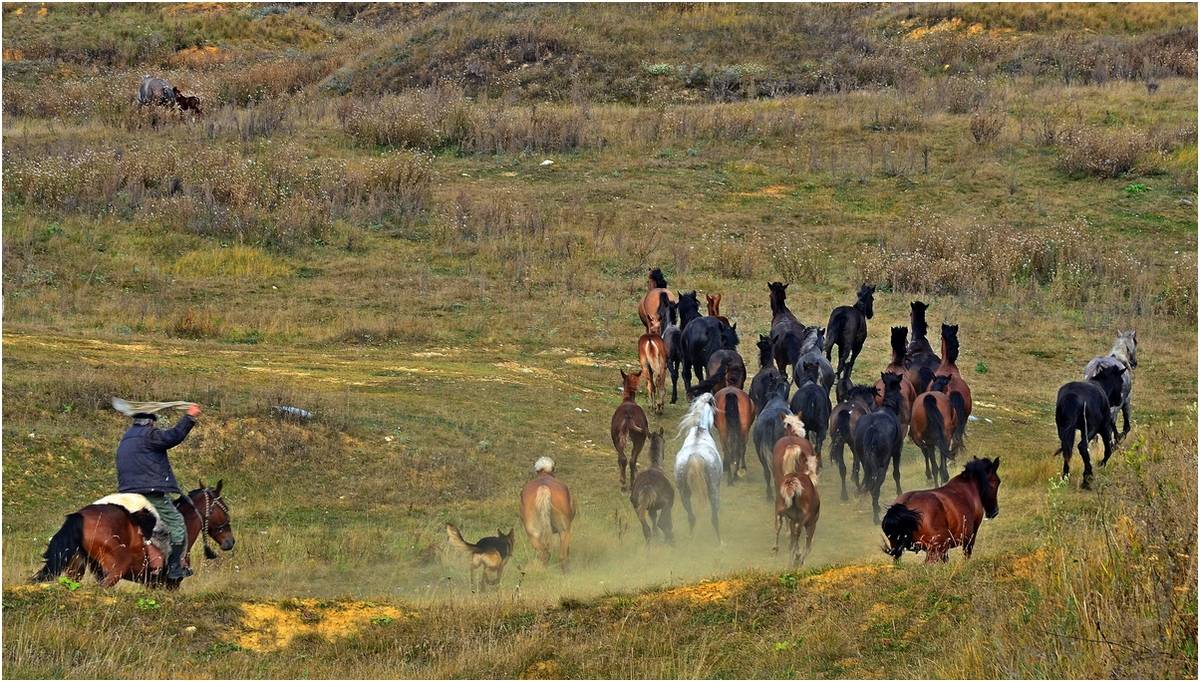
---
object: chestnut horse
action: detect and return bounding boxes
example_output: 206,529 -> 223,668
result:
874,326 -> 916,436
611,369 -> 649,490
909,375 -> 959,484
882,457 -> 1000,563
639,268 -> 676,334
774,469 -> 820,568
714,385 -> 754,484
33,482 -> 234,589
904,301 -> 941,394
520,457 -> 576,570
638,332 -> 668,415
935,324 -> 972,448
706,294 -> 730,326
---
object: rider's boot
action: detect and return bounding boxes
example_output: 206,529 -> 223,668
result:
166,543 -> 193,580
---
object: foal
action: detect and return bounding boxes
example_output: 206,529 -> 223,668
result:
520,458 -> 576,570
630,428 -> 674,544
714,385 -> 754,484
774,466 -> 820,568
639,268 -> 675,334
910,375 -> 958,484
825,284 -> 875,384
638,331 -> 668,415
610,369 -> 649,490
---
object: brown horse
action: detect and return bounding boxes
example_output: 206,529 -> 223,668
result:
771,413 -> 816,491
638,332 -> 668,415
706,293 -> 731,326
904,301 -> 941,394
520,458 -> 576,570
629,428 -> 674,544
909,375 -> 959,484
714,385 -> 754,483
639,268 -> 676,334
828,383 -> 878,501
687,348 -> 746,398
33,482 -> 234,589
936,324 -> 972,448
774,471 -> 820,568
875,326 -> 916,436
611,369 -> 649,490
882,457 -> 1000,563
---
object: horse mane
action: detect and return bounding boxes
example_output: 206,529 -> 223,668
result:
648,268 -> 668,289
962,458 -> 991,496
942,324 -> 960,365
889,326 -> 907,365
532,457 -> 556,475
844,384 -> 878,404
676,393 -> 715,441
657,291 -> 672,327
757,335 -> 773,368
910,301 -> 929,340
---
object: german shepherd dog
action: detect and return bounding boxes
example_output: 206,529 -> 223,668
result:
446,524 -> 515,591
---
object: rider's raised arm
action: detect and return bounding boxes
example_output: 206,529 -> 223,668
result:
148,414 -> 196,450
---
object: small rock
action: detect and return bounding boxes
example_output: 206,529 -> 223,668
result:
384,436 -> 394,442
540,159 -> 554,166
184,626 -> 197,635
968,415 -> 980,422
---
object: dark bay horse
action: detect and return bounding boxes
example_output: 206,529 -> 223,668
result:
714,385 -> 755,484
639,268 -> 676,334
904,301 -> 941,394
910,375 -> 958,484
661,293 -> 684,404
630,429 -> 674,544
853,373 -> 905,523
828,383 -> 878,501
874,326 -> 916,437
935,323 -> 972,449
751,377 -> 793,501
824,284 -> 874,385
767,282 -> 812,373
1054,363 -> 1126,489
611,369 -> 649,490
687,348 -> 746,397
679,292 -> 738,396
34,482 -> 234,589
882,457 -> 1000,563
790,360 -> 831,458
750,334 -> 787,413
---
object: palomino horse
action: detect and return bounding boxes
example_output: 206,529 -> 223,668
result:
639,268 -> 676,334
673,393 -> 723,543
610,369 -> 649,490
824,284 -> 875,385
33,482 -> 234,589
520,457 -> 576,569
629,428 -> 674,545
706,293 -> 731,326
882,457 -> 1001,563
910,375 -> 959,485
853,373 -> 905,523
714,385 -> 754,484
1054,364 -> 1126,489
828,383 -> 878,501
638,331 -> 668,415
935,324 -> 972,448
874,326 -> 916,436
1083,330 -> 1137,443
904,301 -> 941,394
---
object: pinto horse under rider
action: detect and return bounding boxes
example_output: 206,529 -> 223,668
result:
115,403 -> 203,580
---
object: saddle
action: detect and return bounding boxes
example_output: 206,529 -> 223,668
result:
92,493 -> 171,573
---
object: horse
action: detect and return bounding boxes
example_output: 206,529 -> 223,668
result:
771,414 -> 815,491
935,324 -> 972,449
714,385 -> 754,484
750,334 -> 788,413
874,326 -> 916,437
680,292 -> 738,396
824,284 -> 874,385
909,375 -> 958,485
882,457 -> 1000,563
793,326 -> 834,394
520,457 -> 576,569
687,348 -> 746,397
33,482 -> 234,589
630,428 -> 674,545
673,393 -> 723,543
638,331 -> 668,415
751,377 -> 793,501
904,301 -> 941,394
790,360 -> 831,459
1054,363 -> 1127,489
706,293 -> 731,326
828,383 -> 878,501
639,267 -> 676,334
611,369 -> 649,490
768,282 -> 812,373
661,293 -> 684,404
853,373 -> 905,523
1083,330 -> 1137,443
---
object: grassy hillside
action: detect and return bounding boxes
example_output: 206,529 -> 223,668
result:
2,3 -> 1197,678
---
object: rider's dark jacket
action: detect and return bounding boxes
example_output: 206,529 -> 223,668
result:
115,415 -> 195,494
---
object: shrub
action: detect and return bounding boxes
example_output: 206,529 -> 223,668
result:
969,111 -> 1003,144
1056,126 -> 1157,178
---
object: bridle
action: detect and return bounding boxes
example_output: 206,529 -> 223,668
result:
186,488 -> 231,559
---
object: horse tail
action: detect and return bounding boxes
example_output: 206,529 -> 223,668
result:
687,362 -> 726,398
723,392 -> 743,460
687,456 -> 709,509
881,504 -> 921,559
924,394 -> 947,453
779,475 -> 803,508
824,314 -> 843,355
32,513 -> 85,582
950,391 -> 967,444
532,485 -> 554,540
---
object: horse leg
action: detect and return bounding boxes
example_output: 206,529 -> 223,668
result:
772,513 -> 782,555
1077,437 -> 1094,490
637,506 -> 653,544
630,434 -> 644,486
616,444 -> 628,491
919,444 -> 934,482
709,493 -> 721,545
659,505 -> 674,545
679,488 -> 696,536
95,550 -> 131,588
1120,400 -> 1131,439
892,447 -> 903,495
832,437 -> 848,501
558,527 -> 572,573
845,342 -> 863,383
801,517 -> 816,566
1059,427 -> 1076,481
1099,426 -> 1114,467
789,520 -> 801,568
669,359 -> 679,404
682,359 -> 695,395
870,480 -> 882,525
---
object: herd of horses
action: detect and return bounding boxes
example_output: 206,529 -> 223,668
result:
615,268 -> 1138,567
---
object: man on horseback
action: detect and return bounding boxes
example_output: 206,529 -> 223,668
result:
115,404 -> 202,580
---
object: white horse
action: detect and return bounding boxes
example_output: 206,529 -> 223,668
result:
674,393 -> 723,543
1083,330 -> 1137,442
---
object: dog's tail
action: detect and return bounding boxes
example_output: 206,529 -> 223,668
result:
446,524 -> 479,554
32,513 -> 84,582
881,504 -> 921,559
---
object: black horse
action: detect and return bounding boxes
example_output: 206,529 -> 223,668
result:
750,334 -> 787,412
661,293 -> 684,403
751,376 -> 792,501
904,300 -> 941,394
767,282 -> 812,373
1054,363 -> 1127,489
790,360 -> 831,459
829,382 -> 879,501
825,284 -> 875,385
853,372 -> 905,523
679,292 -> 738,396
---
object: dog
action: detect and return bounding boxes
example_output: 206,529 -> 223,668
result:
446,524 -> 515,591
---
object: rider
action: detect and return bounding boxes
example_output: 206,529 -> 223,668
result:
115,404 -> 202,580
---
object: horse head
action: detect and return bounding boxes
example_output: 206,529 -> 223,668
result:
768,282 -> 788,313
677,291 -> 700,323
1117,330 -> 1138,369
889,326 -> 908,363
619,369 -> 642,399
720,321 -> 739,349
856,284 -> 876,319
193,479 -> 235,553
966,458 -> 1001,519
648,267 -> 667,289
648,427 -> 665,467
910,301 -> 929,337
1094,364 -> 1127,407
941,323 -> 960,364
879,372 -> 904,409
706,293 -> 721,316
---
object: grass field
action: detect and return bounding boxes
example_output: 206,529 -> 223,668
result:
2,3 -> 1197,678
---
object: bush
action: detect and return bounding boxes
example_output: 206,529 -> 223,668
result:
970,111 -> 1003,144
1056,126 -> 1157,178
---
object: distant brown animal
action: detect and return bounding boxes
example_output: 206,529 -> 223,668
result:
629,428 -> 674,544
445,524 -> 515,591
638,333 -> 668,415
713,385 -> 754,483
611,369 -> 649,490
875,326 -> 916,436
882,457 -> 1000,563
519,457 -> 576,570
909,375 -> 959,485
706,293 -> 730,326
639,268 -> 676,334
774,470 -> 820,568
176,92 -> 203,115
935,324 -> 972,449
